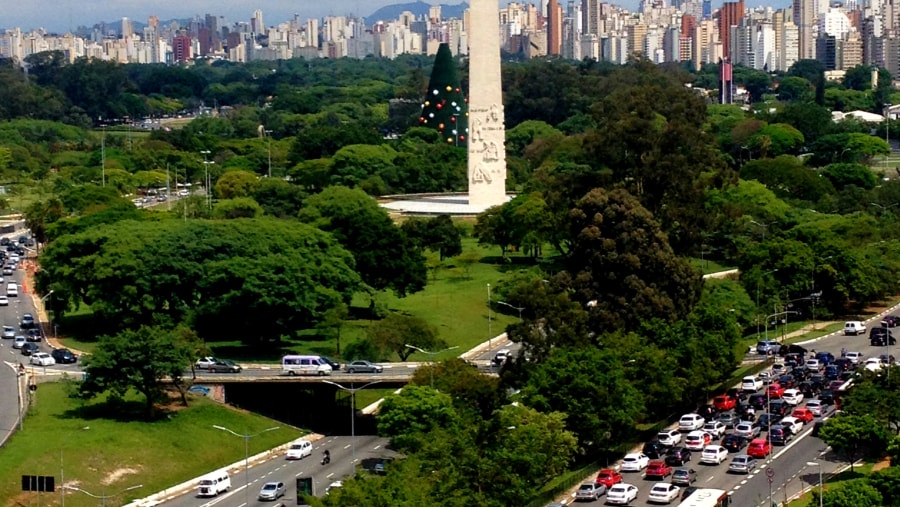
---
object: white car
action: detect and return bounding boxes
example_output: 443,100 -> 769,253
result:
845,351 -> 863,365
13,335 -> 25,349
195,356 -> 218,369
805,399 -> 823,416
621,453 -> 650,472
700,445 -> 729,465
657,429 -> 682,447
678,414 -> 705,431
805,358 -> 822,371
0,295 -> 8,306
606,483 -> 639,505
782,389 -> 804,405
285,439 -> 312,460
647,483 -> 680,504
741,375 -> 762,392
684,431 -> 711,451
780,416 -> 804,435
771,363 -> 786,376
30,352 -> 55,366
865,358 -> 884,372
702,421 -> 726,438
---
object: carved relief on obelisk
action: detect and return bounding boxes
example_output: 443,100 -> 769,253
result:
467,0 -> 508,209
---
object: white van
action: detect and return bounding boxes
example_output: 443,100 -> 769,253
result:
844,321 -> 866,335
282,355 -> 332,376
197,471 -> 230,497
285,439 -> 313,460
6,283 -> 17,297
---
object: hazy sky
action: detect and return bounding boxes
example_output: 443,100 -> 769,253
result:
0,0 -> 785,33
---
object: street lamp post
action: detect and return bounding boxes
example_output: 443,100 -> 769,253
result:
404,344 -> 460,389
265,129 -> 273,178
811,256 -> 833,331
497,301 -> 524,320
101,124 -> 107,187
870,202 -> 899,216
807,461 -> 824,507
487,283 -> 493,348
60,425 -> 90,507
62,484 -> 142,507
757,268 -> 779,339
750,219 -> 776,242
200,150 -> 213,211
213,424 -> 280,506
322,380 -> 382,460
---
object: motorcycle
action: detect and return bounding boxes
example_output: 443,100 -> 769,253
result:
321,452 -> 331,465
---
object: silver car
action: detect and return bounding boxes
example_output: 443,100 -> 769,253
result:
728,454 -> 757,474
575,482 -> 606,501
258,481 -> 285,501
734,422 -> 761,439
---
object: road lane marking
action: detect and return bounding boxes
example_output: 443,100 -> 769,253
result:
373,445 -> 381,450
344,444 -> 351,449
326,473 -> 334,479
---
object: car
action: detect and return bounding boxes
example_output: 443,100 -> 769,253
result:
883,315 -> 900,327
805,358 -> 823,371
647,483 -> 681,504
769,425 -> 792,445
285,439 -> 313,460
678,414 -> 705,431
819,390 -> 836,405
596,469 -> 623,488
767,399 -> 788,417
716,412 -> 738,429
645,461 -> 673,479
700,445 -> 728,465
492,349 -> 512,366
345,360 -> 384,374
845,351 -> 863,365
26,329 -> 42,342
816,350 -> 837,364
777,374 -> 795,388
30,352 -> 55,366
805,399 -> 824,416
207,359 -> 242,373
257,481 -> 285,500
782,388 -> 804,405
771,363 -> 787,377
712,395 -> 736,412
748,393 -> 767,410
621,453 -> 650,472
20,313 -> 34,329
0,295 -> 8,306
51,348 -> 78,364
741,376 -> 763,392
728,454 -> 757,474
319,355 -> 342,372
324,480 -> 343,495
13,335 -> 25,349
671,468 -> 697,486
721,434 -> 747,453
664,447 -> 692,467
747,438 -> 772,458
865,358 -> 885,372
2,325 -> 15,339
575,482 -> 607,501
657,429 -> 682,447
767,383 -> 785,398
606,483 -> 639,505
680,486 -> 699,501
779,344 -> 808,357
702,421 -> 726,438
195,356 -> 218,369
734,421 -> 761,439
812,418 -> 826,437
21,342 -> 38,356
757,371 -> 773,384
870,328 -> 896,346
832,358 -> 852,372
757,340 -> 780,355
684,431 -> 712,451
643,440 -> 667,459
3,268 -> 13,276
758,413 -> 777,430
780,416 -> 804,434
791,407 -> 815,423
844,321 -> 866,335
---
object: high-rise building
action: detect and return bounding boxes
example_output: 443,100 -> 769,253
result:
121,17 -> 133,38
781,21 -> 800,70
842,31 -> 863,69
547,0 -> 563,54
627,22 -> 648,55
702,0 -> 712,19
172,33 -> 192,63
718,1 -> 745,57
252,9 -> 265,34
793,0 -> 814,59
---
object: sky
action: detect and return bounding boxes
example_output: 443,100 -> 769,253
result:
0,0 -> 786,33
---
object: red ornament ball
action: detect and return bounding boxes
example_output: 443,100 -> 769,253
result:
459,135 -> 465,141
419,117 -> 425,122
439,123 -> 445,129
436,104 -> 443,110
450,117 -> 456,122
455,87 -> 460,92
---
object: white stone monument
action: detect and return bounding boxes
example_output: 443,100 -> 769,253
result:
467,0 -> 508,209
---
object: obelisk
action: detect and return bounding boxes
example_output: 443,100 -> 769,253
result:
467,0 -> 508,209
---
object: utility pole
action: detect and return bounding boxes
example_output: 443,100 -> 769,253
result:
265,129 -> 273,178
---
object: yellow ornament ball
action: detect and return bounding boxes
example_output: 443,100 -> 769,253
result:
447,138 -> 454,143
446,85 -> 452,91
424,101 -> 430,106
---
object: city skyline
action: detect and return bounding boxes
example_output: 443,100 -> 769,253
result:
0,0 -> 790,33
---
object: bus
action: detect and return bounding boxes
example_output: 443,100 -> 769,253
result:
679,488 -> 730,507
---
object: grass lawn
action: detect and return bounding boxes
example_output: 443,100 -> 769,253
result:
785,462 -> 875,507
687,257 -> 735,275
0,382 -> 302,507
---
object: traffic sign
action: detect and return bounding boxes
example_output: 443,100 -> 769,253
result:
766,468 -> 775,479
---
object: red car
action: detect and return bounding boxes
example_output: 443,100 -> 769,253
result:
767,383 -> 785,398
596,468 -> 623,488
791,407 -> 815,423
747,438 -> 772,458
713,394 -> 737,411
645,461 -> 673,479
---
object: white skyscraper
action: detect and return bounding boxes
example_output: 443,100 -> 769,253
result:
752,22 -> 775,70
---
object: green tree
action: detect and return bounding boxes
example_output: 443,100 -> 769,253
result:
300,186 -> 426,297
819,414 -> 889,471
79,326 -> 192,419
377,385 -> 460,452
251,178 -> 305,218
211,197 -> 264,219
505,120 -> 563,156
812,479 -> 883,507
411,358 -> 503,420
777,76 -> 814,102
368,313 -> 442,361
868,466 -> 900,506
401,214 -> 463,261
315,302 -> 349,356
821,163 -> 879,189
214,169 -> 260,199
23,197 -> 65,244
844,64 -> 875,91
748,123 -> 805,157
740,155 -> 835,202
788,59 -> 826,104
419,43 -> 468,146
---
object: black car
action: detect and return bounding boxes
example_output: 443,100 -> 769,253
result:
789,366 -> 808,381
643,440 -> 667,459
769,425 -> 792,445
757,413 -> 777,430
797,381 -> 818,397
319,355 -> 341,372
26,329 -> 42,342
777,374 -> 795,388
665,447 -> 692,466
819,390 -> 836,405
824,365 -> 840,380
767,400 -> 788,417
779,344 -> 807,356
21,342 -> 38,355
882,315 -> 900,327
812,419 -> 825,437
698,405 -> 717,419
809,374 -> 827,390
815,351 -> 836,365
50,348 -> 77,364
748,394 -> 767,410
870,328 -> 897,346
721,434 -> 747,453
832,358 -> 853,371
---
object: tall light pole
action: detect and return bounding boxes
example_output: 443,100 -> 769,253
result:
811,256 -> 833,331
487,283 -> 493,348
213,424 -> 280,506
101,124 -> 107,187
404,344 -> 460,389
62,484 -> 142,507
265,129 -> 273,178
807,461 -> 824,507
757,268 -> 779,339
750,219 -> 776,242
870,202 -> 899,216
200,150 -> 213,211
497,301 -> 524,320
60,425 -> 90,507
322,380 -> 382,460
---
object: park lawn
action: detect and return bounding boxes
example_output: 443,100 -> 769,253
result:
0,382 -> 302,507
784,462 -> 875,507
687,257 -> 735,275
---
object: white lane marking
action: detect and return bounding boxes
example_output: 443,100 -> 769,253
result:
373,445 -> 381,450
344,444 -> 351,449
326,473 -> 335,479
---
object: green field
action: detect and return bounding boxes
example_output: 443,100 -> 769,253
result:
687,257 -> 735,275
0,382 -> 302,507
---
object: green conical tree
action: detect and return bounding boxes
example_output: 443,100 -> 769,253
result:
419,43 -> 468,147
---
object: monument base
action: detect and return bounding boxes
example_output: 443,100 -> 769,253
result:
379,193 -> 513,217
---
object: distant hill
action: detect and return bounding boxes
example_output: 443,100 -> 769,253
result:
366,1 -> 470,24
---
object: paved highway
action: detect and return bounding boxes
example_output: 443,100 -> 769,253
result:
161,435 -> 391,507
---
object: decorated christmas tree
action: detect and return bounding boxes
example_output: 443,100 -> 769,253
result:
419,43 -> 468,147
